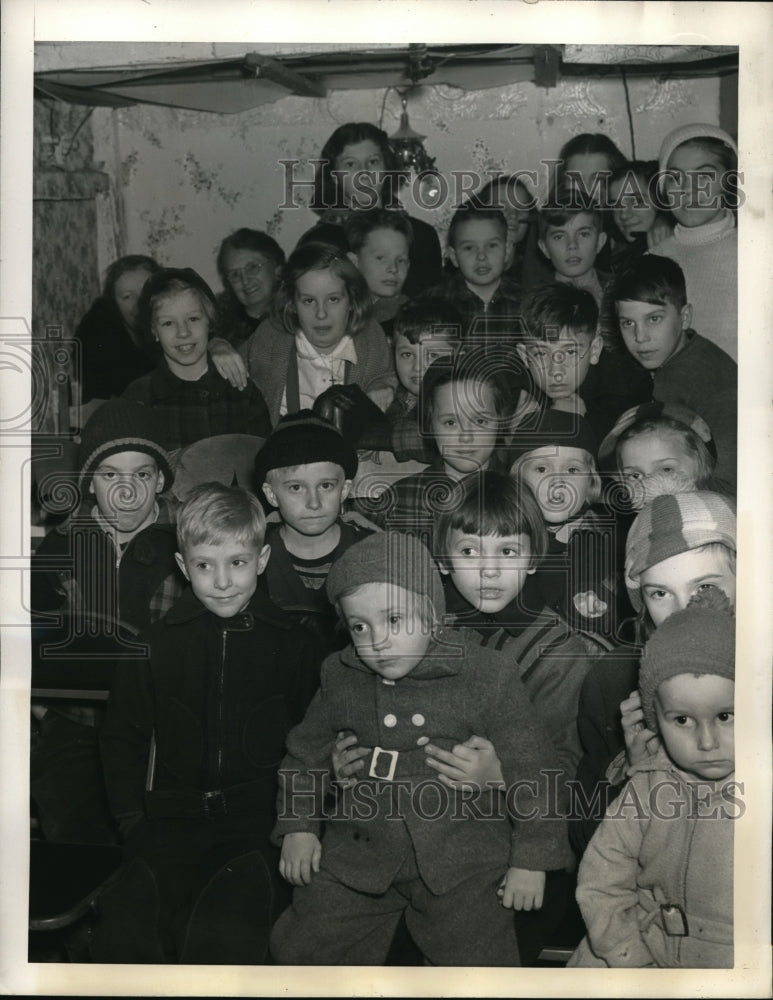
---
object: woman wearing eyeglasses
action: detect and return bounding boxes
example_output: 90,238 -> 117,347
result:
215,229 -> 286,348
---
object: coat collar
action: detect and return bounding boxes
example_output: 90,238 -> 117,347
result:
163,583 -> 294,630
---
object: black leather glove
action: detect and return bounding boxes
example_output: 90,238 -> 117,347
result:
313,384 -> 393,450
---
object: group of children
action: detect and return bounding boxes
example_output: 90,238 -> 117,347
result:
32,119 -> 739,968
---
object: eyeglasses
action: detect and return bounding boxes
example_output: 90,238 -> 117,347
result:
226,261 -> 269,286
523,343 -> 593,367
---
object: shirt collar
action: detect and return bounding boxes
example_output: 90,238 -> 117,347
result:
295,330 -> 358,365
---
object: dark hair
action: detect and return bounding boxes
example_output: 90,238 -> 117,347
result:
447,205 -> 508,251
343,208 -> 414,254
537,201 -> 604,241
471,174 -> 538,214
419,349 -> 514,462
610,254 -> 688,311
433,470 -> 547,570
272,242 -> 372,337
103,255 -> 160,303
312,122 -> 402,213
137,267 -> 217,350
216,229 -> 285,284
520,283 -> 599,341
296,224 -> 350,255
393,297 -> 463,346
558,133 -> 627,180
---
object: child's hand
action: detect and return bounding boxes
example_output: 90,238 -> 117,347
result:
279,832 -> 322,886
573,589 -> 608,620
646,218 -> 673,249
208,338 -> 248,390
497,868 -> 545,911
331,730 -> 371,786
621,689 -> 660,768
424,735 -> 505,791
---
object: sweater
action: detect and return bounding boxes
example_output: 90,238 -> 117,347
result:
100,586 -> 320,832
569,748 -> 736,968
651,213 -> 737,362
651,330 -> 737,488
122,360 -> 272,450
273,628 -> 572,895
240,316 -> 396,427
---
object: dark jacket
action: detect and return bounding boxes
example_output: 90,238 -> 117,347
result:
426,273 -> 525,345
274,628 -> 572,895
122,361 -> 272,450
100,587 -> 320,832
256,519 -> 374,659
31,497 -> 183,634
75,297 -> 155,402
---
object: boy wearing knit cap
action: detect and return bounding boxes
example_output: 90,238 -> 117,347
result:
271,531 -> 571,966
30,399 -> 184,845
571,490 -> 736,857
254,410 -> 372,657
508,409 -> 614,638
569,589 -> 736,968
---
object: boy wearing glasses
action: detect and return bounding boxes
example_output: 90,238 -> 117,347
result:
515,283 -> 651,441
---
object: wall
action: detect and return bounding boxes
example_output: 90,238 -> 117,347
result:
90,72 -> 721,292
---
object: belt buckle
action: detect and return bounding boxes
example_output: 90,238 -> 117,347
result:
368,746 -> 399,782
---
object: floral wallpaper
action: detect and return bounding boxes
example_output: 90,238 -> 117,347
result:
87,71 -> 721,292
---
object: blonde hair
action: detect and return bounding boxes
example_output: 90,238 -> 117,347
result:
177,482 -> 266,552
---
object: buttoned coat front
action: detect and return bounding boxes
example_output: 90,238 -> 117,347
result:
274,628 -> 572,896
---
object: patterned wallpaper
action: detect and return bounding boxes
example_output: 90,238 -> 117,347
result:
88,72 -> 721,291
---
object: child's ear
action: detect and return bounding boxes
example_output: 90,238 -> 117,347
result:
346,251 -> 360,269
537,237 -> 549,261
155,469 -> 165,494
88,478 -> 95,496
174,551 -> 190,581
261,481 -> 278,508
447,247 -> 459,269
680,303 -> 693,330
257,543 -> 271,575
589,333 -> 604,365
340,479 -> 352,504
595,229 -> 608,252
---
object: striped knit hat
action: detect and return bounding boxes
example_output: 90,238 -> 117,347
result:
658,123 -> 738,174
639,589 -> 735,730
624,490 -> 736,611
78,398 -> 174,493
598,400 -> 717,470
327,530 -> 446,624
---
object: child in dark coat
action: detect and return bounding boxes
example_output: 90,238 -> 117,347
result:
271,531 -> 571,966
92,484 -> 319,963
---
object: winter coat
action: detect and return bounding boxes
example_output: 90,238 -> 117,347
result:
100,587 -> 320,834
569,748 -> 736,968
273,628 -> 572,896
75,297 -> 155,401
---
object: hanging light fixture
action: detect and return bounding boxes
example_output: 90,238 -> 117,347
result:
387,89 -> 443,207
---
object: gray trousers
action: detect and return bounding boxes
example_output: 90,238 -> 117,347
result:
271,845 -> 521,967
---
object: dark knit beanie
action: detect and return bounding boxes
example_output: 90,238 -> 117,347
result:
639,589 -> 735,730
625,490 -> 736,611
598,400 -> 717,470
78,398 -> 174,493
326,530 -> 446,623
507,408 -> 599,468
254,410 -> 358,485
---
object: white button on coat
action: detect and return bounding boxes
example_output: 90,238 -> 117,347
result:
383,714 -> 397,727
416,736 -> 430,746
411,714 -> 425,727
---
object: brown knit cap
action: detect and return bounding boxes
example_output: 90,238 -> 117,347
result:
639,589 -> 735,730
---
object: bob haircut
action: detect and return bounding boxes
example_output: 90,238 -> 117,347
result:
343,208 -> 414,254
103,254 -> 160,304
273,242 -> 373,337
393,297 -> 463,346
610,254 -> 688,312
520,283 -> 599,341
137,267 -> 218,350
312,122 -> 402,213
177,481 -> 266,553
446,204 -> 508,250
615,414 -> 717,481
216,229 -> 285,284
433,470 -> 548,571
557,133 -> 627,180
